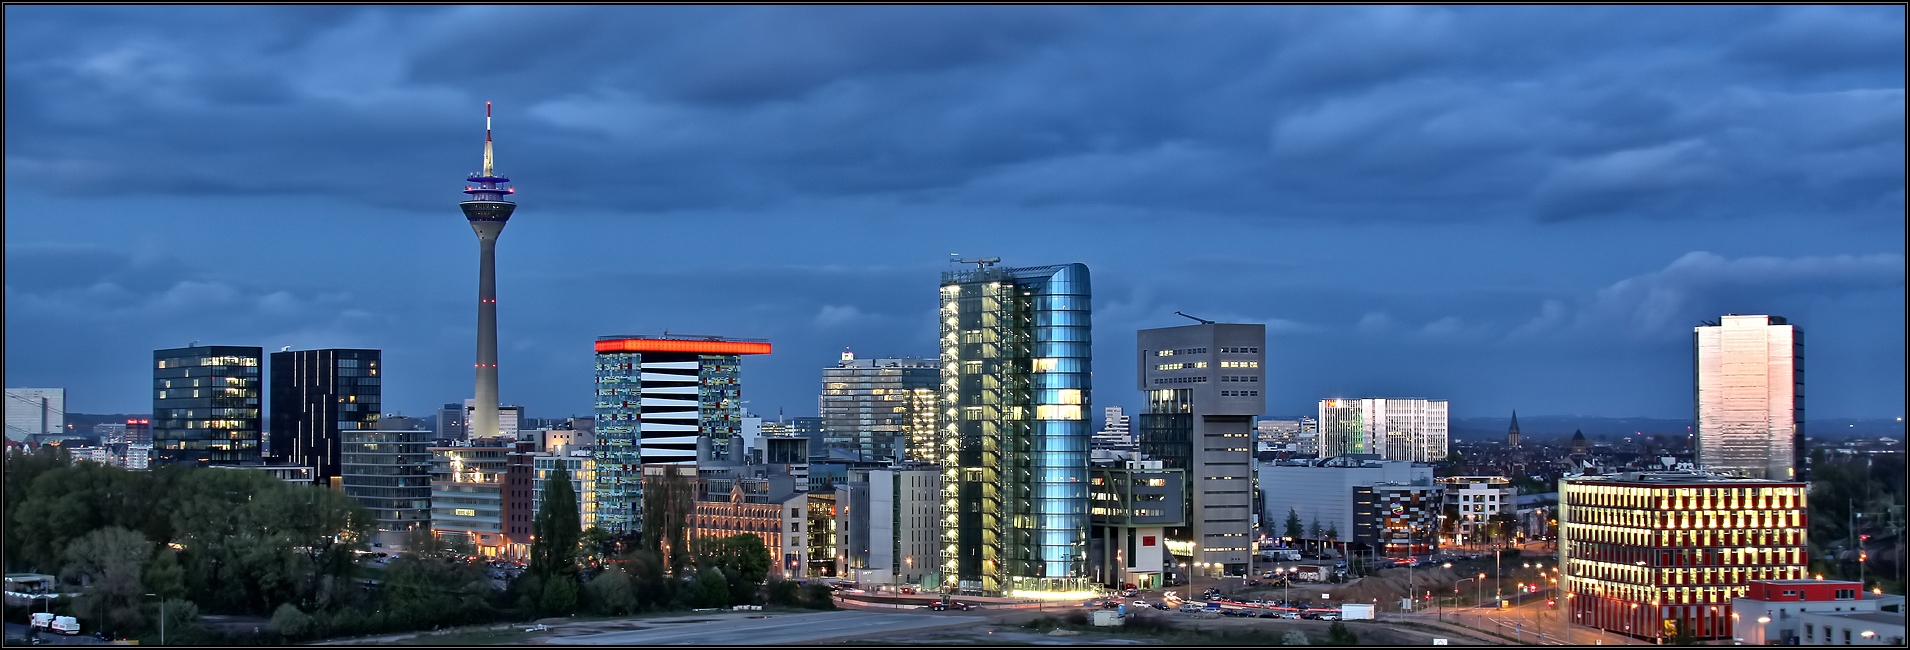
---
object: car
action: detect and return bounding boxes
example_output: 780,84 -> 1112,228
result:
1132,600 -> 1149,608
523,624 -> 549,632
1258,610 -> 1280,619
928,602 -> 947,611
1152,602 -> 1170,610
1317,613 -> 1341,621
1123,588 -> 1139,597
1546,599 -> 1557,608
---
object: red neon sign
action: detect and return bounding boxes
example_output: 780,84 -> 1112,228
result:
594,339 -> 772,355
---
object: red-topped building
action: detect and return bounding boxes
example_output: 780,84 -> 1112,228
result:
1732,579 -> 1906,645
1560,472 -> 1809,642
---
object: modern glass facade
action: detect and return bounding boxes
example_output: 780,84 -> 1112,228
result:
1560,474 -> 1809,642
342,429 -> 432,537
938,262 -> 1092,597
269,348 -> 381,485
592,337 -> 771,535
820,353 -> 938,462
153,345 -> 263,466
1316,398 -> 1448,462
1694,315 -> 1804,480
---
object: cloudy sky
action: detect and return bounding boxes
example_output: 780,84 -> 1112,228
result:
6,5 -> 1904,423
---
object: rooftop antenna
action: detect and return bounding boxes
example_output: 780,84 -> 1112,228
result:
951,255 -> 1000,269
482,101 -> 494,178
1175,311 -> 1216,325
189,340 -> 200,347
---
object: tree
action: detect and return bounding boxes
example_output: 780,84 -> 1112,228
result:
530,463 -> 582,615
579,527 -> 614,566
690,567 -> 731,608
62,526 -> 154,637
269,603 -> 315,640
641,467 -> 696,576
583,568 -> 637,615
1282,630 -> 1310,645
1671,619 -> 1698,646
1326,620 -> 1358,645
1325,523 -> 1339,542
1308,519 -> 1323,542
1284,509 -> 1304,541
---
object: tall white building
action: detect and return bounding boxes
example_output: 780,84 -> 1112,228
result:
1316,398 -> 1448,462
1695,314 -> 1803,480
5,388 -> 66,441
463,399 -> 522,439
1091,406 -> 1134,452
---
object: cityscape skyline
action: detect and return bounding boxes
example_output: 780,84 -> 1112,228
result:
5,6 -> 1905,423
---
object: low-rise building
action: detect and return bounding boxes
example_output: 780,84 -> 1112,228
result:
1439,475 -> 1517,544
1256,456 -> 1432,543
1730,579 -> 1905,646
690,474 -> 806,579
1353,482 -> 1443,556
1089,459 -> 1185,589
835,462 -> 942,586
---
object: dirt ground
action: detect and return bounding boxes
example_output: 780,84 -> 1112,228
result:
872,609 -> 1479,646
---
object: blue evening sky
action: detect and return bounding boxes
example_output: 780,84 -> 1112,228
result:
5,6 -> 1904,421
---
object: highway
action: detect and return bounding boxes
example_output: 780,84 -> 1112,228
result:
555,610 -> 976,645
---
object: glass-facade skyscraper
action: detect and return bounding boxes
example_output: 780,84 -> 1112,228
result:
937,262 -> 1091,597
592,336 -> 772,535
1316,398 -> 1448,462
1694,314 -> 1803,480
269,348 -> 381,485
153,345 -> 263,466
820,351 -> 938,462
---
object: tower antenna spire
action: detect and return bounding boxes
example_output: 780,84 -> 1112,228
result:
482,101 -> 495,177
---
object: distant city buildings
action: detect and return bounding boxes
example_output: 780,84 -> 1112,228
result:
1695,314 -> 1804,480
1256,457 -> 1433,544
436,403 -> 466,442
592,335 -> 772,535
4,388 -> 66,442
153,345 -> 263,467
938,261 -> 1092,596
1091,406 -> 1136,455
1352,482 -> 1443,556
1560,471 -> 1809,643
270,348 -> 381,486
1437,475 -> 1516,544
1317,398 -> 1449,462
819,351 -> 937,462
1136,321 -> 1264,577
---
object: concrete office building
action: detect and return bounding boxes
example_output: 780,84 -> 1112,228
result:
1136,322 -> 1263,577
835,463 -> 942,586
270,349 -> 381,487
153,346 -> 264,466
938,261 -> 1093,597
592,335 -> 772,535
1256,457 -> 1433,543
5,388 -> 65,441
429,438 -> 533,559
1089,459 -> 1185,590
1695,315 -> 1804,479
1440,476 -> 1518,544
437,403 -> 466,441
530,450 -> 596,529
820,351 -> 938,462
1317,398 -> 1448,462
342,429 -> 433,548
1559,472 -> 1809,642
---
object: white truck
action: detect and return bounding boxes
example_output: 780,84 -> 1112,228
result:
50,615 -> 81,635
29,613 -> 54,630
1340,603 -> 1375,620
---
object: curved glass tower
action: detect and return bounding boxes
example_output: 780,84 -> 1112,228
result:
938,262 -> 1091,597
460,102 -> 515,444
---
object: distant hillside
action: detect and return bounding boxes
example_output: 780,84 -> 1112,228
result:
1452,416 -> 1905,443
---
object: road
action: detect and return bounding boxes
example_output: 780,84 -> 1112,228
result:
554,610 -> 978,645
1416,595 -> 1640,645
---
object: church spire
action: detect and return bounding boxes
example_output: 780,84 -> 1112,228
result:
1507,410 -> 1522,448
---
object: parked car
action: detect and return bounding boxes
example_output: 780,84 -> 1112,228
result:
1151,602 -> 1171,610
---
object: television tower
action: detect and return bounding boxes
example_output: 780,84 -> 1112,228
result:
461,102 -> 515,440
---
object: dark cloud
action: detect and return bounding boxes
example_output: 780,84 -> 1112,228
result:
5,6 -> 1903,420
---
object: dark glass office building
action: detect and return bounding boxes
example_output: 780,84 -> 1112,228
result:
938,262 -> 1092,597
342,428 -> 433,546
153,345 -> 264,466
270,349 -> 382,486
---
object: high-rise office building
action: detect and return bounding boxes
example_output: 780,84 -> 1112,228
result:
153,345 -> 263,466
1136,322 -> 1264,577
1316,398 -> 1448,462
1694,315 -> 1804,480
460,102 -> 517,467
820,351 -> 938,462
938,261 -> 1092,597
437,403 -> 467,441
592,335 -> 772,535
269,348 -> 381,486
5,388 -> 66,441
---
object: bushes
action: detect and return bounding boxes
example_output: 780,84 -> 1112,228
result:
1327,621 -> 1358,645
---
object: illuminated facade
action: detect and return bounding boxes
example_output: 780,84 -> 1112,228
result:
1136,322 -> 1264,576
1439,475 -> 1517,540
689,478 -> 806,579
820,352 -> 938,462
1559,473 -> 1809,642
1353,482 -> 1443,555
1695,315 -> 1804,479
938,262 -> 1092,597
1088,460 -> 1185,589
1316,398 -> 1447,462
592,336 -> 771,535
153,345 -> 263,467
429,439 -> 530,559
269,348 -> 381,486
342,429 -> 432,546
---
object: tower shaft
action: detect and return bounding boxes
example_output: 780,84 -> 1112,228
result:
472,222 -> 504,439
